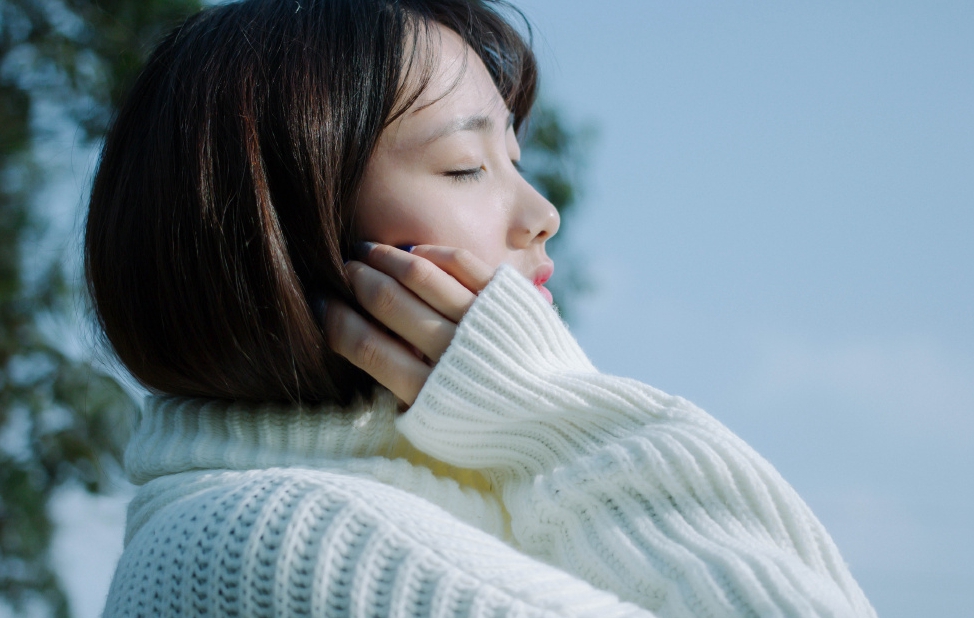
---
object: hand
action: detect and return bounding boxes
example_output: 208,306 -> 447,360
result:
322,243 -> 495,407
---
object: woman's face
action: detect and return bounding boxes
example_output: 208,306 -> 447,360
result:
355,25 -> 560,301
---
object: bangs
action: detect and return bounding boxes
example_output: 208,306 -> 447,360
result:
386,0 -> 538,133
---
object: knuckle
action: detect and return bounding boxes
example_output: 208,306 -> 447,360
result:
402,259 -> 436,288
353,333 -> 385,373
368,277 -> 400,316
451,248 -> 473,269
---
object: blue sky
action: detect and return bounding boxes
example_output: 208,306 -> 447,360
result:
516,1 -> 972,616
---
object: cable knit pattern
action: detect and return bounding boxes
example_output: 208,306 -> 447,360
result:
104,266 -> 875,618
399,267 -> 876,617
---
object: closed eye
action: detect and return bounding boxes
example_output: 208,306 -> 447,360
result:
444,167 -> 485,183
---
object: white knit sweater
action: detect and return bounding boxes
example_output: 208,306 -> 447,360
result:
104,266 -> 875,617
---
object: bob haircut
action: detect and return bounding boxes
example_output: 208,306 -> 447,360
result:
85,0 -> 537,404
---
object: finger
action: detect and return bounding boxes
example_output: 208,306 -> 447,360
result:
347,261 -> 457,362
360,243 -> 475,322
408,245 -> 494,293
323,299 -> 431,406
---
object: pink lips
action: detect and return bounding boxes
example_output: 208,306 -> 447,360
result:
536,285 -> 553,304
533,263 -> 555,304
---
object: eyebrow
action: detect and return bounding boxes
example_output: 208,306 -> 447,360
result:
422,113 -> 514,145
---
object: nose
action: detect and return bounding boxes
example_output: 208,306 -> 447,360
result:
509,177 -> 561,248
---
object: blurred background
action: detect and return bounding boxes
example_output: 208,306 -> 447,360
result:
1,1 -> 971,617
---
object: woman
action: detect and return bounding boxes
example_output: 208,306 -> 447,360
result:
87,0 -> 876,616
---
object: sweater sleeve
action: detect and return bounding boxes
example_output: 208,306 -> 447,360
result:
397,266 -> 876,618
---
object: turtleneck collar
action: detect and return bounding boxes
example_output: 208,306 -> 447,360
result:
125,389 -> 405,485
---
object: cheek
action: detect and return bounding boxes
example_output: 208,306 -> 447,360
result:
440,208 -> 509,267
354,175 -> 439,243
356,180 -> 511,267
355,201 -> 435,244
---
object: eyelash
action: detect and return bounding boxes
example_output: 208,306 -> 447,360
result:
445,167 -> 485,183
445,161 -> 522,183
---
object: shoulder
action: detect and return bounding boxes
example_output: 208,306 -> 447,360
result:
106,467 -> 514,617
106,465 -> 640,617
122,466 -> 460,549
108,468 -> 401,615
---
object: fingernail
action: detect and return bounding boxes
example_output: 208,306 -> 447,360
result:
353,241 -> 375,258
310,295 -> 328,324
396,245 -> 414,253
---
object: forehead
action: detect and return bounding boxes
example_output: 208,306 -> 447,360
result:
382,24 -> 510,151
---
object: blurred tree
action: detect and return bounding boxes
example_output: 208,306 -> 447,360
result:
1,1 -> 203,615
0,1 -> 590,616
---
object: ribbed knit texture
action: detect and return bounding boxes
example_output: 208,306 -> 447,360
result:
104,266 -> 875,617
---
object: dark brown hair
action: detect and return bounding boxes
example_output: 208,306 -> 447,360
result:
85,0 -> 537,404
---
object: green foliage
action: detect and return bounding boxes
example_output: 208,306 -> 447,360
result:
3,0 -> 203,139
1,0 -> 203,615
